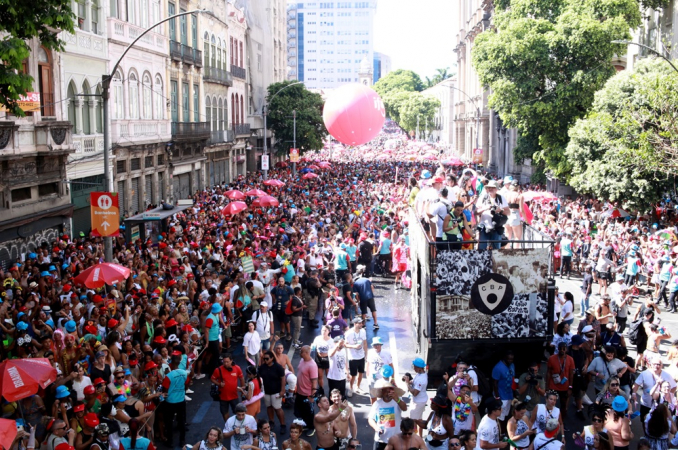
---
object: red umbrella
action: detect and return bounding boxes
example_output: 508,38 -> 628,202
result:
275,161 -> 288,168
258,195 -> 280,207
224,189 -> 245,200
0,419 -> 17,450
442,158 -> 464,166
0,358 -> 57,402
263,179 -> 285,187
222,201 -> 248,215
251,198 -> 262,208
245,189 -> 267,197
318,162 -> 332,169
308,164 -> 320,170
302,173 -> 319,179
73,263 -> 131,289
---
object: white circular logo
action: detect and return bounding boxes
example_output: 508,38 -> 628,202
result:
97,195 -> 113,210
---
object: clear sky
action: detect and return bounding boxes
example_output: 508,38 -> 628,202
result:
373,0 -> 457,83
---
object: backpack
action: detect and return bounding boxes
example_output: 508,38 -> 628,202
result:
628,318 -> 647,345
285,297 -> 295,315
468,365 -> 492,397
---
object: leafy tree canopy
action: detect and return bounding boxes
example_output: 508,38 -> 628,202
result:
0,0 -> 75,116
266,81 -> 327,156
397,93 -> 441,134
373,69 -> 424,98
472,0 -> 641,180
565,58 -> 676,211
424,67 -> 455,89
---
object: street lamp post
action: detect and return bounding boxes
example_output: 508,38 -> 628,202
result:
100,9 -> 206,262
292,109 -> 297,176
262,80 -> 304,180
611,40 -> 678,74
450,85 -> 481,162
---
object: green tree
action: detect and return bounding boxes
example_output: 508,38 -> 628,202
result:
0,1 -> 75,116
424,67 -> 455,88
266,81 -> 327,156
398,93 -> 441,134
471,0 -> 641,179
565,58 -> 675,211
373,69 -> 424,98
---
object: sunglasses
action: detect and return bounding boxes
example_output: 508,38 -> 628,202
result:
55,426 -> 67,431
402,432 -> 413,436
450,444 -> 461,448
610,383 -> 619,387
116,375 -> 124,379
592,418 -> 603,423
263,357 -> 271,362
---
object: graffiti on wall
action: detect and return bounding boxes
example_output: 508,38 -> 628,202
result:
0,227 -> 61,269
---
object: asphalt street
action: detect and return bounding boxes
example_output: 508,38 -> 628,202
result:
173,271 -> 676,449
177,275 -> 418,450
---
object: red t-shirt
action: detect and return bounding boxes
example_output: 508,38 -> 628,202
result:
212,365 -> 243,401
546,354 -> 575,391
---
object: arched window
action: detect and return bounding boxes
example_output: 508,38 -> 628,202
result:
82,81 -> 91,135
222,44 -> 227,72
67,83 -> 78,133
206,96 -> 211,131
240,94 -> 244,125
142,73 -> 152,119
231,93 -> 235,126
216,38 -> 221,70
234,95 -> 239,125
217,98 -> 222,131
113,70 -> 124,119
203,32 -> 210,67
128,0 -> 137,25
222,98 -> 228,130
154,74 -> 163,120
91,0 -> 99,33
38,47 -> 54,116
128,71 -> 139,119
211,35 -> 216,68
95,86 -> 103,133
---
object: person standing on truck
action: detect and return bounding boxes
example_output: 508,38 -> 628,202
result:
475,180 -> 509,250
491,351 -> 515,428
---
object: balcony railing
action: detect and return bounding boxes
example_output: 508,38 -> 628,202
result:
231,64 -> 247,80
203,66 -> 233,86
171,122 -> 210,141
182,44 -> 193,65
233,123 -> 250,136
170,40 -> 182,60
208,130 -> 235,145
193,48 -> 203,68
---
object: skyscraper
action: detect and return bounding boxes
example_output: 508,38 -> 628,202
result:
288,1 -> 378,90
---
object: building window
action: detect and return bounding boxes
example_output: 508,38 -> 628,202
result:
129,72 -> 139,119
206,97 -> 211,130
140,0 -> 148,27
204,32 -> 210,67
154,74 -> 163,120
113,70 -> 124,119
157,154 -> 164,166
223,100 -> 227,129
168,2 -> 176,40
211,35 -> 216,67
95,86 -> 103,133
128,0 -> 137,25
145,155 -> 154,168
91,0 -> 99,33
77,0 -> 86,30
131,158 -> 141,171
151,0 -> 160,32
182,82 -> 189,122
142,73 -> 152,119
117,160 -> 127,173
67,83 -> 78,133
38,183 -> 59,197
193,84 -> 199,122
82,81 -> 92,135
217,98 -> 222,130
11,187 -> 32,203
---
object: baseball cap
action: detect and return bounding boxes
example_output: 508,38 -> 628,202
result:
544,418 -> 559,438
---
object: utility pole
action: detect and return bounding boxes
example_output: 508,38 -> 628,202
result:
101,9 -> 206,261
292,109 -> 297,176
262,81 -> 304,180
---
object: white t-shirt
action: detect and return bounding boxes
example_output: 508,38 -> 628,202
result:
560,301 -> 573,321
635,369 -> 677,407
475,415 -> 500,450
431,200 -> 450,238
223,414 -> 257,450
411,372 -> 429,404
72,377 -> 92,401
242,331 -> 261,357
252,310 -> 273,340
477,193 -> 509,230
312,335 -> 335,356
328,346 -> 348,381
367,349 -> 393,380
532,433 -> 562,450
344,328 -> 366,360
369,398 -> 402,444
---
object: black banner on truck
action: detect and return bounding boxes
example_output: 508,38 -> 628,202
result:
434,248 -> 550,340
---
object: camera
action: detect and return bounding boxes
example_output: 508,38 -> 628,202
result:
402,372 -> 412,383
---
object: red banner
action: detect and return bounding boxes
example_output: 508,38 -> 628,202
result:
90,192 -> 120,237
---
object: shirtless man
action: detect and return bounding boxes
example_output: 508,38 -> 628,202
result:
283,423 -> 313,450
314,396 -> 348,450
274,342 -> 295,373
385,418 -> 426,450
329,389 -> 357,450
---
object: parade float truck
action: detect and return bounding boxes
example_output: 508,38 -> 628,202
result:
408,208 -> 555,384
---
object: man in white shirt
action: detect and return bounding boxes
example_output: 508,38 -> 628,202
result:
476,400 -> 508,450
406,358 -> 429,425
222,403 -> 257,450
344,318 -> 368,397
252,302 -> 274,351
475,180 -> 509,250
368,379 -> 407,450
427,186 -> 452,242
366,337 -> 393,403
633,355 -> 677,422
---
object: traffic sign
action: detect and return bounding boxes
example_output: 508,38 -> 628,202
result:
472,148 -> 483,164
90,192 -> 120,237
261,154 -> 269,170
290,148 -> 300,163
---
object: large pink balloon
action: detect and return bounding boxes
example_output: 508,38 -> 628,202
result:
323,84 -> 385,146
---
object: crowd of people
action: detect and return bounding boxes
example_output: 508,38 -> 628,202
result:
1,124 -> 678,450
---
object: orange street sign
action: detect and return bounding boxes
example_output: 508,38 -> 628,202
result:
90,192 -> 120,237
